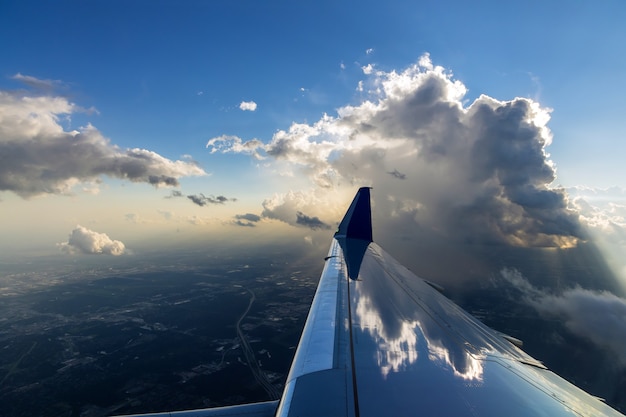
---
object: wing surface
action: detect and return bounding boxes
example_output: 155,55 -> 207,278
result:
276,187 -> 624,417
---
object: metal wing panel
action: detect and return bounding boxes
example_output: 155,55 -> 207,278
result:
275,241 -> 355,417
112,401 -> 279,417
349,243 -> 623,417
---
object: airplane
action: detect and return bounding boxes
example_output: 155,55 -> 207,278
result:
116,187 -> 625,417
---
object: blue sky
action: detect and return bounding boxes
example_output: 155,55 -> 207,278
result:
1,0 -> 626,281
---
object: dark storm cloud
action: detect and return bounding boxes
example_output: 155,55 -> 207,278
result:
0,88 -> 206,197
208,54 -> 582,248
296,211 -> 331,230
187,193 -> 235,207
500,268 -> 626,367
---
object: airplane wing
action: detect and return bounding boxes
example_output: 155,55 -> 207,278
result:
116,187 -> 624,417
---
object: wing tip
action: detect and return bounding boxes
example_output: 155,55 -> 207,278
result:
335,187 -> 373,242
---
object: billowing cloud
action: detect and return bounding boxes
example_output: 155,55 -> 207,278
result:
362,64 -> 374,75
239,100 -> 257,111
207,54 -> 582,248
0,88 -> 206,198
58,225 -> 126,255
500,268 -> 626,367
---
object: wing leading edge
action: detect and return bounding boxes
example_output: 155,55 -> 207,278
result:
116,188 -> 624,417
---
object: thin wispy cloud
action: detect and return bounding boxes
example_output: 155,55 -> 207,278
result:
11,73 -> 64,91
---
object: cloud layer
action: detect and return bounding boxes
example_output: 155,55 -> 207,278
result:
207,55 -> 582,248
500,268 -> 626,367
0,83 -> 206,198
58,225 -> 126,255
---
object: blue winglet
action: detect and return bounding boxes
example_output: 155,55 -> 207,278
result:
335,187 -> 373,242
335,187 -> 372,280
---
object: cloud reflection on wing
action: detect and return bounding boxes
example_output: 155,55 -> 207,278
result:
351,248 -> 484,382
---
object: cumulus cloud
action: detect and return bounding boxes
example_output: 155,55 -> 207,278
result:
0,89 -> 206,198
207,54 -> 582,248
239,100 -> 257,111
58,225 -> 126,255
258,190 -> 346,231
500,268 -> 626,367
362,64 -> 374,75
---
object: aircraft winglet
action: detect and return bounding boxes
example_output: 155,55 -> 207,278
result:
334,187 -> 372,280
335,187 -> 372,242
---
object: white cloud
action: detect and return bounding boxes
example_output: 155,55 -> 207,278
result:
362,64 -> 374,75
206,135 -> 265,160
207,54 -> 581,248
500,268 -> 626,367
0,90 -> 207,198
58,225 -> 126,256
366,48 -> 374,55
239,100 -> 257,111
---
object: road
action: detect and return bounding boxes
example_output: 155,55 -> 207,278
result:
235,288 -> 281,399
